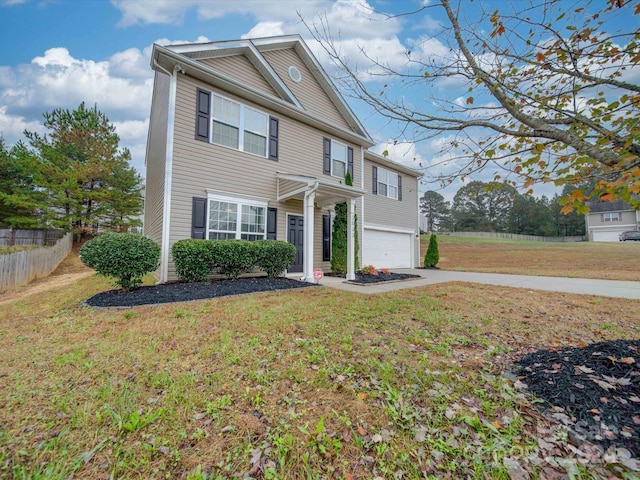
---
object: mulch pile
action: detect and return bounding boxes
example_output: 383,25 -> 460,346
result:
84,277 -> 318,308
515,340 -> 640,457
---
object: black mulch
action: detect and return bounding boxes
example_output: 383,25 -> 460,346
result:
348,271 -> 422,284
514,339 -> 640,456
84,277 -> 319,308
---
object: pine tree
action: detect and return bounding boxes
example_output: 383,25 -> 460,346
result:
424,233 -> 440,268
24,103 -> 143,236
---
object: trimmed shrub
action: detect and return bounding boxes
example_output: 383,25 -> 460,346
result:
211,239 -> 257,279
424,233 -> 440,268
80,233 -> 160,290
255,240 -> 297,278
172,239 -> 215,282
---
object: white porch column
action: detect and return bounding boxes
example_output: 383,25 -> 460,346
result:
303,188 -> 316,283
346,198 -> 356,281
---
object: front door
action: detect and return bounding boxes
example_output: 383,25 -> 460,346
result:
288,215 -> 304,273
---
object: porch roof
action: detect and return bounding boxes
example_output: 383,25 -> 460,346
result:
276,173 -> 366,207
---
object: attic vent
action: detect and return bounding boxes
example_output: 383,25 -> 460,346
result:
288,66 -> 302,83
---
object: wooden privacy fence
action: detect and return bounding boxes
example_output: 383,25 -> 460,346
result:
432,231 -> 585,242
0,228 -> 65,246
0,233 -> 73,294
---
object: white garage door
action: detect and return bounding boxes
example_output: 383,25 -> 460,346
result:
363,229 -> 412,268
593,230 -> 624,242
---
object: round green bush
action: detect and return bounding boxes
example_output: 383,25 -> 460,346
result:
255,240 -> 297,278
80,233 -> 160,290
211,239 -> 258,279
172,239 -> 215,283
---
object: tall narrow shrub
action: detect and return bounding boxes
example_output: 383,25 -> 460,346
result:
424,233 -> 440,268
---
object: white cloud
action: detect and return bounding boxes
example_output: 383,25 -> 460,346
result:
242,22 -> 285,39
372,140 -> 425,171
0,105 -> 44,143
111,0 -> 200,27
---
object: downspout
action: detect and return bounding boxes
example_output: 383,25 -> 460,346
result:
157,62 -> 182,283
302,181 -> 320,283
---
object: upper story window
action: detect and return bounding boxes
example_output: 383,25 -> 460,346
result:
323,137 -> 353,179
331,140 -> 347,178
372,165 -> 402,200
196,88 -> 278,161
212,94 -> 268,156
376,167 -> 398,199
602,212 -> 622,222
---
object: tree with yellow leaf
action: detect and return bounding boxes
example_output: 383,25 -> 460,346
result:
307,0 -> 639,211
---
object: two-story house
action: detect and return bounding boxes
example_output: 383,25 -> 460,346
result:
585,200 -> 639,242
144,35 -> 421,283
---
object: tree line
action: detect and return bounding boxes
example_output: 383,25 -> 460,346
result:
0,103 -> 143,237
421,182 -> 586,237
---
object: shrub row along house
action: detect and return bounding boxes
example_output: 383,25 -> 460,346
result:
144,35 -> 421,283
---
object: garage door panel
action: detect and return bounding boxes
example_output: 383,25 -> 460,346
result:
593,230 -> 624,242
363,229 -> 411,268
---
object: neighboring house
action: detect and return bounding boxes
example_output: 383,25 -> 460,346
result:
585,200 -> 639,242
144,35 -> 421,283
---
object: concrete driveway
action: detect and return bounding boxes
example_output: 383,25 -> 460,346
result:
320,269 -> 640,299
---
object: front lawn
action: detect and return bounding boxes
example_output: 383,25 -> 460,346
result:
1,264 -> 638,479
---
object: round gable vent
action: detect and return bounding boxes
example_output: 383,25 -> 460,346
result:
288,66 -> 302,83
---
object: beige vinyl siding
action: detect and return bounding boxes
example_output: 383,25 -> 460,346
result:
588,210 -> 636,227
363,159 -> 419,231
164,74 -> 364,279
199,55 -> 278,97
261,48 -> 351,131
144,71 -> 170,263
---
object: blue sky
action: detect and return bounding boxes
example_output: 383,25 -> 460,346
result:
1,0 -> 637,202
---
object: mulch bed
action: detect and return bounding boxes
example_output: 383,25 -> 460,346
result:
346,271 -> 422,284
514,339 -> 640,457
84,277 -> 319,308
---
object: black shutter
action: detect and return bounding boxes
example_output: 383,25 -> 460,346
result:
268,117 -> 279,161
323,137 -> 331,175
347,147 -> 354,179
196,88 -> 210,141
322,215 -> 331,261
192,197 -> 207,239
267,207 -> 277,240
372,166 -> 378,195
398,174 -> 402,201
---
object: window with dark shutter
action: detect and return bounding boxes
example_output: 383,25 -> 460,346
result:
398,175 -> 402,201
372,166 -> 378,195
347,147 -> 354,179
196,89 -> 211,141
268,117 -> 279,161
323,137 -> 331,175
192,197 -> 208,239
267,207 -> 277,240
322,215 -> 331,261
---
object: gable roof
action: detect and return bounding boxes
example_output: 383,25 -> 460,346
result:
151,35 -> 374,147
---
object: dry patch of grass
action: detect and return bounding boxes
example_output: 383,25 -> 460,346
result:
427,235 -> 640,281
1,261 -> 638,478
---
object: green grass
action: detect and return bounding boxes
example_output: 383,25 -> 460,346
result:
0,261 -> 638,479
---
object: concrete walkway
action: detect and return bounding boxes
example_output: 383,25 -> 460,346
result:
319,269 -> 640,299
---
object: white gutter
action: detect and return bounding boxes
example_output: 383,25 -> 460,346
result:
158,63 -> 182,283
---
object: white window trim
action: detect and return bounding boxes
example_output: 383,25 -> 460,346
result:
602,212 -> 622,222
331,139 -> 347,179
377,166 -> 399,200
206,192 -> 268,240
210,93 -> 269,158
